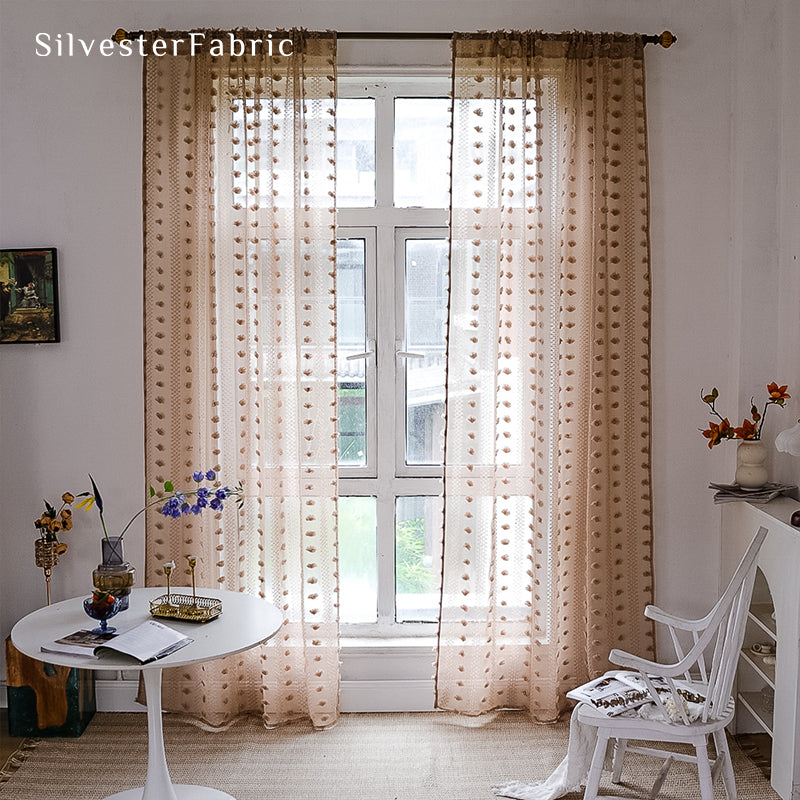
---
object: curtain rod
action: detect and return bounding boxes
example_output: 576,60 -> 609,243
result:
113,28 -> 677,48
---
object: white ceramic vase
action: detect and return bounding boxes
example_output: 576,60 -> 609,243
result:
734,439 -> 768,489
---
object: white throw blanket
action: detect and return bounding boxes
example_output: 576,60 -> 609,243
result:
491,707 -> 599,800
492,700 -> 700,800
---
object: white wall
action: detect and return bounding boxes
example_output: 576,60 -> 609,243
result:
731,0 -> 800,489
1,0 -> 796,682
774,0 -> 800,487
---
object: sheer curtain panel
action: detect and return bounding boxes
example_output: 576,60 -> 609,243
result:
143,30 -> 339,729
437,31 -> 654,722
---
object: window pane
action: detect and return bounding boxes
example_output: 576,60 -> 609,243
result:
337,238 -> 367,467
450,97 -> 531,209
337,99 -> 375,207
394,98 -> 450,207
339,497 -> 378,623
231,98 -> 337,208
396,496 -> 442,623
404,239 -> 447,465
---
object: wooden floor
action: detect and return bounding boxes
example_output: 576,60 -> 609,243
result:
0,709 -> 25,765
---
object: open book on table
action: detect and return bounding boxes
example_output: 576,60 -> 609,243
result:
41,619 -> 193,664
566,670 -> 706,716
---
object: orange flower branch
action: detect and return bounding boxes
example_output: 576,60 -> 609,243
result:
700,382 -> 791,449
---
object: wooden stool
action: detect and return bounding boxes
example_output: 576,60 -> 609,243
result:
5,637 -> 95,737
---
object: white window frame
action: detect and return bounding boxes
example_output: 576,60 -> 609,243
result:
336,227 -> 378,479
337,76 -> 450,638
394,227 -> 449,479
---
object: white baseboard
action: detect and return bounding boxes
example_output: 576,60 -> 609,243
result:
90,679 -> 436,713
95,679 -> 143,712
2,677 -> 435,713
341,679 -> 435,712
0,679 -> 144,712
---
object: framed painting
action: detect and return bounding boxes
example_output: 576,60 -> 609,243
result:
0,248 -> 60,343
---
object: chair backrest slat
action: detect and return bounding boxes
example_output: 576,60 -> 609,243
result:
662,527 -> 767,724
707,562 -> 759,718
693,630 -> 708,683
667,628 -> 693,682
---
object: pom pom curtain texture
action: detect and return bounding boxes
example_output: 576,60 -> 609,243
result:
141,27 -> 654,728
436,31 -> 654,721
142,30 -> 339,729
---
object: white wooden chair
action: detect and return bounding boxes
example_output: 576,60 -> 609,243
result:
577,526 -> 768,800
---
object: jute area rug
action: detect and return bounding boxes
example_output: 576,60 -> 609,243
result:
0,711 -> 779,799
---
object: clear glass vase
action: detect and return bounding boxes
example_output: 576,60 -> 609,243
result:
92,536 -> 135,611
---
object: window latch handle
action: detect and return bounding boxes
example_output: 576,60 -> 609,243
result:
346,338 -> 376,362
396,350 -> 424,360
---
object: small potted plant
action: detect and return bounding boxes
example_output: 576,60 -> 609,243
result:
700,382 -> 791,487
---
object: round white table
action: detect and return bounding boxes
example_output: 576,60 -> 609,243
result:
11,587 -> 283,800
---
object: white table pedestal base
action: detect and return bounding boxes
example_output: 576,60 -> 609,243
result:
103,787 -> 235,800
107,669 -> 239,800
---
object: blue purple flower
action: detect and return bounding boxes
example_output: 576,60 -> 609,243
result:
81,469 -> 243,545
154,469 -> 241,520
160,497 -> 183,519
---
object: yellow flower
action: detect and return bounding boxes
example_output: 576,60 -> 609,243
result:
75,495 -> 95,512
34,492 -> 81,543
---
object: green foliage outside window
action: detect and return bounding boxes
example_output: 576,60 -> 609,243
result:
396,517 -> 436,595
338,386 -> 366,464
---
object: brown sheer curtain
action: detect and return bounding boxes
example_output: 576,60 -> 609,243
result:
143,30 -> 339,729
436,31 -> 654,722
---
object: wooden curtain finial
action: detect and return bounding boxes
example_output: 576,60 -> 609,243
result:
114,29 -> 145,42
659,31 -> 676,48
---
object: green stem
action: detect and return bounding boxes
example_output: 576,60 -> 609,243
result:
104,484 -> 244,544
116,490 -> 205,540
98,509 -> 110,540
116,498 -> 162,540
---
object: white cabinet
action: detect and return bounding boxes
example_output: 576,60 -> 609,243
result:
736,590 -> 776,735
722,497 -> 800,800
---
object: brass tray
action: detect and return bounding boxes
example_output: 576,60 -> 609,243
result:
150,594 -> 222,623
